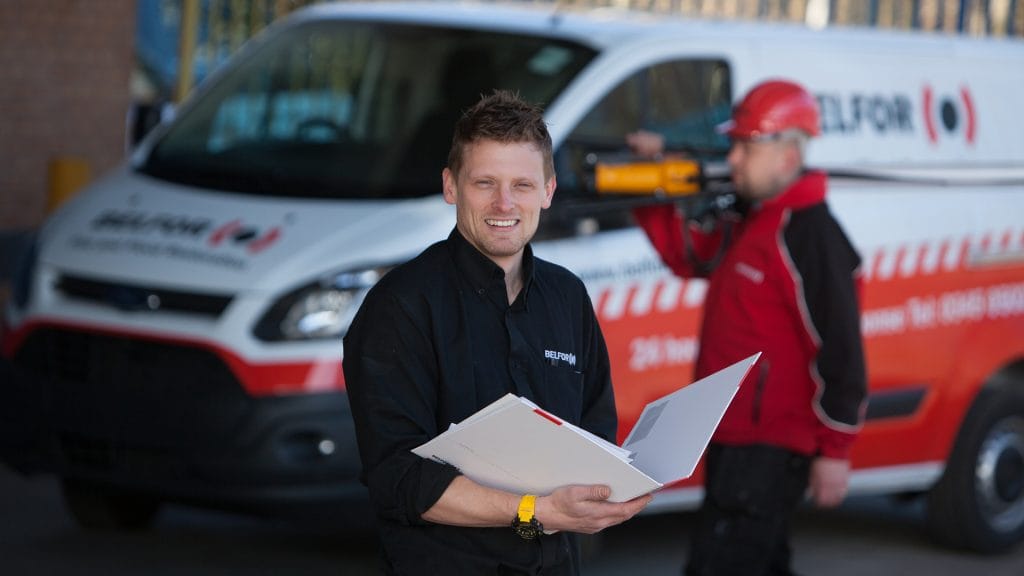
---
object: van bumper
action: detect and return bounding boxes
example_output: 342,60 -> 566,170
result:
0,326 -> 371,527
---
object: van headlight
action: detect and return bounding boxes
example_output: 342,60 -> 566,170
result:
253,266 -> 391,342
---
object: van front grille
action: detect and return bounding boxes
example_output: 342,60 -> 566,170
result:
13,328 -> 253,464
56,274 -> 233,317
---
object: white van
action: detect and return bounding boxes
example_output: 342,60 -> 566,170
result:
3,1 -> 1023,551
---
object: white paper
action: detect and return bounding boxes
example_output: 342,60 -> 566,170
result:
413,353 -> 761,501
623,353 -> 759,483
414,396 -> 660,501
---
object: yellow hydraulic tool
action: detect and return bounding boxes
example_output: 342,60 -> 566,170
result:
594,157 -> 702,197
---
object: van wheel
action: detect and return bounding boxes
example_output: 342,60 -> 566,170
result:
61,478 -> 161,531
926,387 -> 1024,553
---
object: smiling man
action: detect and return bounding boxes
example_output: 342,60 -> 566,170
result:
441,125 -> 552,303
343,91 -> 650,576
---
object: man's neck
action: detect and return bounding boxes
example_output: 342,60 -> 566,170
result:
501,258 -> 524,305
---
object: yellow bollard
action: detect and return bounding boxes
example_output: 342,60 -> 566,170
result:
47,156 -> 92,213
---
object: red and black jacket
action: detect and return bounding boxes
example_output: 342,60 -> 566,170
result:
634,171 -> 867,459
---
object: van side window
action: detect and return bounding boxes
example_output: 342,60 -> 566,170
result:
539,59 -> 731,241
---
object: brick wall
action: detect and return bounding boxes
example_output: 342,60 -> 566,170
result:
0,0 -> 135,230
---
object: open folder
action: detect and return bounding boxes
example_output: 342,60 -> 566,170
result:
412,352 -> 761,502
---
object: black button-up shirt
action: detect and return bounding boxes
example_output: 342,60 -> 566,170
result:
343,228 -> 616,575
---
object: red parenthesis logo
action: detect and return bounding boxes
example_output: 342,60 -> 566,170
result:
922,84 -> 976,145
208,219 -> 283,254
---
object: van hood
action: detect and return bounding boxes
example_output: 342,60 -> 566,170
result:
40,167 -> 454,294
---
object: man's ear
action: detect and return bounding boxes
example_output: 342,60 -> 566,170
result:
782,142 -> 803,177
442,168 -> 457,205
542,174 -> 556,209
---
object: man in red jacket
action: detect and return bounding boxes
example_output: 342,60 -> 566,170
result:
630,79 -> 867,576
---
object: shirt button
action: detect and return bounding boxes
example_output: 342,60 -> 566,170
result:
477,288 -> 485,295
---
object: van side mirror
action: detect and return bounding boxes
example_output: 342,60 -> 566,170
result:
125,100 -> 175,150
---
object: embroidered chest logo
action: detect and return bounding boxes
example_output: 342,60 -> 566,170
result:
735,261 -> 765,284
544,349 -> 577,368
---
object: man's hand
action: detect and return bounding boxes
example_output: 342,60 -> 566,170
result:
808,456 -> 850,508
536,485 -> 651,534
626,130 -> 666,159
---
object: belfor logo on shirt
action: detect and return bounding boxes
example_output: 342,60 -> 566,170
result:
544,349 -> 577,368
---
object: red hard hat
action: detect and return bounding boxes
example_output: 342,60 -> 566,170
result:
718,79 -> 821,139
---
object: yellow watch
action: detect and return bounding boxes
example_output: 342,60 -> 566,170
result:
511,494 -> 544,539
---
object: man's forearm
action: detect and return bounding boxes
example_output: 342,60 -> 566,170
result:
421,475 -> 520,527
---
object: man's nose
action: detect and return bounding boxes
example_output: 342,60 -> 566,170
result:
494,184 -> 515,210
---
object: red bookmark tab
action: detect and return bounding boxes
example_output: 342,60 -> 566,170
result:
534,408 -> 563,425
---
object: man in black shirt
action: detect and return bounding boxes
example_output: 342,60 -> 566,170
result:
343,91 -> 651,575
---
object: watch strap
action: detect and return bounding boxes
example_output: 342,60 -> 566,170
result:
512,494 -> 544,539
516,494 -> 537,523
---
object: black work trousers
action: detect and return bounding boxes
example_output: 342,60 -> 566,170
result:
685,443 -> 811,576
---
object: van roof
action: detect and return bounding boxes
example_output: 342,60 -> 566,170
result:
296,0 -> 1023,55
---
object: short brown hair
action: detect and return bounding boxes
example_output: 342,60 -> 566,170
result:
447,90 -> 554,180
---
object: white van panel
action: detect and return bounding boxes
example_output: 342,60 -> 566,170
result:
39,168 -> 454,295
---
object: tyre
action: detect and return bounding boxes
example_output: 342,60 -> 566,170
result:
926,386 -> 1024,553
61,478 -> 161,531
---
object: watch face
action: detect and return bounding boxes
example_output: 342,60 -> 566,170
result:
513,517 -> 543,539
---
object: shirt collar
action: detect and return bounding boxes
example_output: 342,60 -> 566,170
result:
447,227 -> 535,308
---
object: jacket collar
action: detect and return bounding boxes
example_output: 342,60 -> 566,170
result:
759,169 -> 827,211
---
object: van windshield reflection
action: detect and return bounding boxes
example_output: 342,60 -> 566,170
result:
139,21 -> 595,199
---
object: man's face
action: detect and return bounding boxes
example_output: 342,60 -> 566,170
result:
726,138 -> 798,201
443,139 -> 555,270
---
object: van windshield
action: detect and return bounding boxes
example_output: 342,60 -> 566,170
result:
139,21 -> 596,199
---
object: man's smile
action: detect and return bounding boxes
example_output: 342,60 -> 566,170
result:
486,218 -> 519,228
